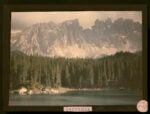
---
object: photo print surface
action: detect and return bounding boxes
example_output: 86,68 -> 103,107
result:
9,11 -> 143,106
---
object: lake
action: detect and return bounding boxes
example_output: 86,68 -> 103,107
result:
9,89 -> 142,106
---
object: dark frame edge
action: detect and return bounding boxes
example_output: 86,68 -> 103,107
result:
2,4 -> 148,112
2,4 -> 11,113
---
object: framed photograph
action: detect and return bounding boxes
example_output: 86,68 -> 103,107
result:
2,4 -> 147,112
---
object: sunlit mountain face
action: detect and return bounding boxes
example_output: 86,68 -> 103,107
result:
11,18 -> 142,58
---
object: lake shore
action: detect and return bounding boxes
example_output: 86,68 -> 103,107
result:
58,87 -> 104,93
10,87 -> 104,95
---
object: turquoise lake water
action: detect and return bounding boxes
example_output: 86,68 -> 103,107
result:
9,89 -> 142,106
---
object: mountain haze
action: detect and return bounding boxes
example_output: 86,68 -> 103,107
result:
11,18 -> 142,58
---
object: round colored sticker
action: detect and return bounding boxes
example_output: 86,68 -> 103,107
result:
137,100 -> 148,112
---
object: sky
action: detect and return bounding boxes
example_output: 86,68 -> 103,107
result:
11,11 -> 142,31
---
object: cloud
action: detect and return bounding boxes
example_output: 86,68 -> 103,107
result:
11,11 -> 142,31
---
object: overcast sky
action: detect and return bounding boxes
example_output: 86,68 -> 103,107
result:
11,11 -> 142,31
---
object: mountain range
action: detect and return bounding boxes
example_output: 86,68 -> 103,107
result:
11,18 -> 142,58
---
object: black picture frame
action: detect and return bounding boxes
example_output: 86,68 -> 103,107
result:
1,2 -> 148,113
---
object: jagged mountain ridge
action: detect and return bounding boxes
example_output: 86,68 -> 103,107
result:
11,18 -> 142,58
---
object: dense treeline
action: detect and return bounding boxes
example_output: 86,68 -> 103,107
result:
10,51 -> 142,91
